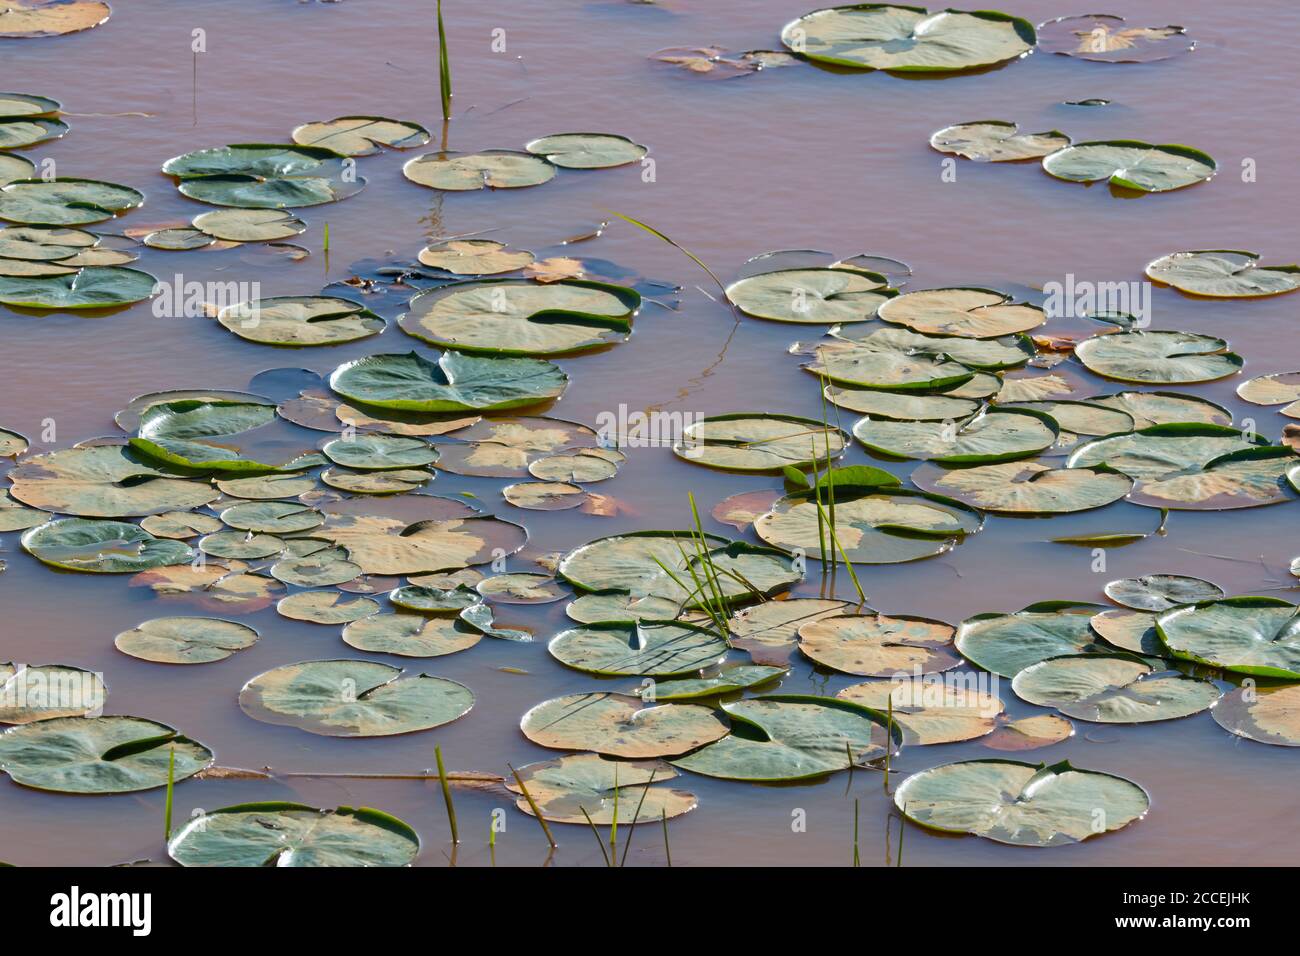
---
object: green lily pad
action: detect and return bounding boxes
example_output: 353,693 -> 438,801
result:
1042,140 -> 1215,192
837,677 -> 1004,744
389,583 -> 481,614
322,433 -> 438,470
524,132 -> 647,169
402,150 -> 555,191
528,448 -> 623,482
1090,390 -> 1231,429
652,664 -> 788,700
878,288 -> 1044,338
22,517 -> 193,573
727,268 -> 895,324
198,531 -> 285,560
1211,684 -> 1300,748
0,489 -> 52,532
218,295 -> 384,347
239,659 -> 474,737
955,602 -> 1108,677
0,265 -> 156,308
329,350 -> 568,412
0,115 -> 65,148
854,407 -> 1057,463
399,278 -> 638,356
277,590 -> 380,624
192,208 -> 307,242
1129,447 -> 1298,510
930,121 -> 1069,162
673,413 -> 846,471
1145,250 -> 1300,299
1003,400 -> 1133,438
0,92 -> 61,115
831,324 -> 1035,371
549,622 -> 729,677
0,663 -> 106,723
113,616 -> 259,664
503,480 -> 586,510
459,602 -> 532,642
805,340 -> 975,392
8,444 -> 219,517
142,226 -> 216,250
476,573 -> 567,604
317,510 -> 525,576
163,143 -> 365,208
131,399 -> 324,474
506,753 -> 694,825
1067,424 -> 1256,480
1155,597 -> 1300,678
270,550 -> 361,587
292,116 -> 430,156
565,592 -> 685,625
342,613 -> 482,658
1076,330 -> 1242,384
139,512 -> 223,538
0,179 -> 143,226
520,692 -> 730,758
0,154 -> 35,187
1089,609 -> 1163,657
912,460 -> 1131,514
672,695 -> 896,782
417,239 -> 534,276
781,5 -> 1035,73
221,500 -> 323,534
728,598 -> 849,662
1012,654 -> 1219,723
894,758 -> 1149,846
824,385 -> 980,421
321,467 -> 431,495
169,802 -> 420,867
798,612 -> 959,676
1104,574 -> 1223,612
0,715 -> 211,794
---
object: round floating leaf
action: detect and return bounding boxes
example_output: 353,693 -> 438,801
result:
727,268 -> 895,324
0,178 -> 143,226
1090,609 -> 1163,657
418,239 -> 533,276
0,92 -> 61,115
877,288 -> 1044,339
292,116 -> 429,156
1013,654 -> 1219,723
132,399 -> 324,474
824,385 -> 979,421
1002,400 -> 1133,438
139,512 -> 223,539
239,659 -> 474,737
270,550 -> 360,587
0,265 -> 156,309
8,444 -> 219,517
169,802 -> 419,867
527,448 -> 623,482
1104,574 -> 1223,612
672,695 -> 896,782
434,415 -> 596,477
806,341 -> 974,392
476,573 -> 566,604
1091,390 -> 1231,429
0,115 -> 65,148
1043,141 -> 1215,192
930,121 -> 1069,162
321,467 -> 431,495
1067,424 -> 1257,480
798,613 -> 959,676
400,278 -> 637,356
322,433 -> 438,470
388,584 -> 481,614
673,413 -> 845,471
1131,446 -> 1298,509
1038,14 -> 1193,63
114,616 -> 259,664
833,324 -> 1034,371
0,489 -> 51,532
984,714 -> 1074,751
520,692 -> 729,758
342,614 -> 481,658
507,754 -> 694,825
1238,371 -> 1300,414
142,227 -> 215,251
0,1 -> 109,37
0,663 -> 105,723
503,480 -> 586,510
277,590 -> 379,624
163,143 -> 365,208
524,132 -> 647,169
1077,330 -> 1242,384
956,602 -> 1108,677
894,758 -> 1149,846
854,407 -> 1057,463
402,150 -> 555,191
781,5 -> 1035,72
0,716 -> 211,794
565,592 -> 684,625
22,517 -> 192,573
837,677 -> 1003,744
549,622 -> 729,677
134,561 -> 284,612
728,598 -> 848,662
1155,597 -> 1300,678
193,208 -> 307,242
199,531 -> 284,560
329,351 -> 568,412
653,663 -> 788,700
317,511 -> 525,576
912,460 -> 1131,514
218,295 -> 384,346
221,500 -> 322,534
756,485 -> 982,564
1212,684 -> 1300,748
1146,250 -> 1300,299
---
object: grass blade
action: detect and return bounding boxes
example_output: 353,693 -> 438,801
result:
434,744 -> 459,844
604,209 -> 727,299
508,762 -> 558,848
661,809 -> 672,867
580,807 -> 612,867
163,745 -> 175,842
436,0 -> 452,121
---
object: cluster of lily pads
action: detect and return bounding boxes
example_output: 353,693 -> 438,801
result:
402,132 -> 647,192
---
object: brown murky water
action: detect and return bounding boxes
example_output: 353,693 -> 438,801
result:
1,0 -> 1298,866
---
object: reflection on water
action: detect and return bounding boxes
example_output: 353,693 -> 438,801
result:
1,0 -> 1298,865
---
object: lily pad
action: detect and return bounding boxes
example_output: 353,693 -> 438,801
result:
524,132 -> 647,169
1012,654 -> 1219,723
322,433 -> 438,470
388,583 -> 481,614
728,598 -> 849,662
402,150 -> 555,191
342,613 -> 482,658
837,677 -> 1004,744
1155,597 -> 1300,679
854,407 -> 1057,463
133,561 -> 285,612
193,208 -> 308,242
549,622 -> 729,677
1067,424 -> 1257,480
781,5 -> 1035,73
673,413 -> 846,471
930,121 -> 1069,162
291,116 -> 430,156
798,612 -> 960,676
1038,15 -> 1193,63
316,510 -> 525,576
0,663 -> 106,723
1146,250 -> 1300,299
270,550 -> 361,587
0,265 -> 157,309
652,664 -> 788,700
198,531 -> 285,560
476,573 -> 566,604
955,602 -> 1108,677
329,351 -> 568,412
1237,371 -> 1300,415
0,154 -> 35,187
0,716 -> 211,794
22,517 -> 193,573
0,1 -> 110,38
131,399 -> 324,474
672,695 -> 896,782
565,592 -> 684,625
727,268 -> 895,324
113,616 -> 259,664
1129,447 -> 1298,510
168,802 -> 420,867
503,480 -> 586,510
1089,609 -> 1163,657
806,341 -> 974,392
1211,684 -> 1300,748
983,714 -> 1075,751
0,115 -> 65,148
894,758 -> 1149,846
277,590 -> 380,624
0,92 -> 61,115
1076,330 -> 1241,384
520,692 -> 729,758
221,500 -> 323,534
321,467 -> 431,495
824,385 -> 979,421
1042,141 -> 1215,193
1091,391 -> 1232,429
877,288 -> 1044,338
8,444 -> 219,517
239,659 -> 474,737
912,460 -> 1131,514
506,754 -> 695,825
1104,574 -> 1223,612
417,239 -> 533,276
527,448 -> 623,482
0,179 -> 143,226
163,144 -> 365,208
139,512 -> 223,538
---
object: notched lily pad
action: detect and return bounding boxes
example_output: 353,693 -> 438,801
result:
930,121 -> 1069,162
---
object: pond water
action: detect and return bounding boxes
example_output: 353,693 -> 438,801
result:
1,0 -> 1297,866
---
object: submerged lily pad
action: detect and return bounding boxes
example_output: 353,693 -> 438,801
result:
524,133 -> 647,169
163,144 -> 365,208
114,616 -> 259,664
781,6 -> 1035,73
520,692 -> 730,758
169,802 -> 420,867
1155,597 -> 1300,679
549,622 -> 729,677
1042,141 -> 1215,193
0,179 -> 143,226
291,116 -> 430,156
956,602 -> 1108,677
1211,684 -> 1300,748
837,677 -> 1003,745
403,150 -> 555,191
329,351 -> 568,412
1075,331 -> 1242,384
672,695 -> 896,782
930,121 -> 1069,162
894,759 -> 1149,846
239,659 -> 474,737
22,517 -> 192,573
727,268 -> 895,324
1038,15 -> 1193,63
0,663 -> 106,723
0,716 -> 211,794
673,413 -> 845,471
1145,250 -> 1300,299
1013,654 -> 1219,723
798,612 -> 960,676
983,714 -> 1075,751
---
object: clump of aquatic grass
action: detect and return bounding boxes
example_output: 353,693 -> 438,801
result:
434,744 -> 458,844
508,762 -> 557,848
437,0 -> 452,122
604,210 -> 728,300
